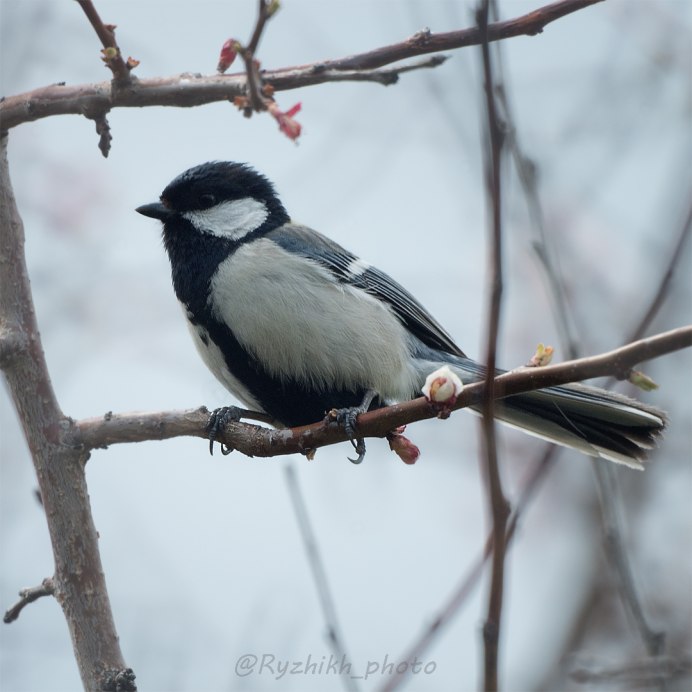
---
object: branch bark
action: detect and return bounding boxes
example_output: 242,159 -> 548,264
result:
0,135 -> 133,690
477,2 -> 509,688
0,0 -> 604,132
73,326 -> 692,459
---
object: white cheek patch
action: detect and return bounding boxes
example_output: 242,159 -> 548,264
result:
182,198 -> 269,241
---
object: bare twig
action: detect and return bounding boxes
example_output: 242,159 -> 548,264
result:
380,445 -> 560,692
623,198 -> 692,345
580,198 -> 692,665
584,216 -> 692,660
74,0 -> 134,83
488,5 -> 688,666
1,0 -> 604,132
570,655 -> 692,686
3,578 -> 55,624
73,326 -> 692,458
236,0 -> 279,114
591,462 -> 666,657
284,466 -> 359,692
495,86 -> 582,360
477,2 -> 509,688
311,0 -> 604,72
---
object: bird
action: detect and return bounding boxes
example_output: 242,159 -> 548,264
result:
136,161 -> 666,468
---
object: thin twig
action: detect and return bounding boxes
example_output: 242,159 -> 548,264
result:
496,91 -> 582,360
237,0 -> 278,114
587,196 -> 692,664
3,578 -> 55,623
73,0 -> 133,83
380,446 -> 559,692
591,462 -> 666,656
477,1 -> 509,688
623,198 -> 692,345
488,7 -> 689,663
570,655 -> 692,686
284,466 -> 360,692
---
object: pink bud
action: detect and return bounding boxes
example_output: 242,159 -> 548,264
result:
387,427 -> 420,465
267,101 -> 302,141
217,38 -> 239,73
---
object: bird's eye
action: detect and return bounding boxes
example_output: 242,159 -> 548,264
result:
199,193 -> 216,207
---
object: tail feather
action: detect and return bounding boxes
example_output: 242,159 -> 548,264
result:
414,353 -> 667,468
493,384 -> 666,469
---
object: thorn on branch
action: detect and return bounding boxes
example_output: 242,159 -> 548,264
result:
3,577 -> 55,624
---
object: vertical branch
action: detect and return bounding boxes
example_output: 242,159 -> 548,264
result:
477,2 -> 509,690
237,0 -> 280,114
284,466 -> 360,692
0,134 -> 133,691
489,0 -> 688,669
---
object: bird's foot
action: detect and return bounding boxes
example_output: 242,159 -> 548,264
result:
328,390 -> 378,465
207,406 -> 243,456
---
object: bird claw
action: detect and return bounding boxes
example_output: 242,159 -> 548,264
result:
207,406 -> 242,455
330,389 -> 377,465
347,437 -> 367,465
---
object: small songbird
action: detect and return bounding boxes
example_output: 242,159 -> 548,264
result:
136,161 -> 665,467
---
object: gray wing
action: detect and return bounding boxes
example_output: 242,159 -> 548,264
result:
266,223 -> 465,357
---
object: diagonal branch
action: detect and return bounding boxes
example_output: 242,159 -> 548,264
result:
380,445 -> 559,692
73,326 -> 692,459
1,0 -> 604,132
74,0 -> 135,83
313,0 -> 604,72
284,466 -> 360,692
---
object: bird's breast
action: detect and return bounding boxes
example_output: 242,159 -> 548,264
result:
207,239 -> 418,400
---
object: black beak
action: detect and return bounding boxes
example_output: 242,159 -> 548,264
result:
136,202 -> 173,221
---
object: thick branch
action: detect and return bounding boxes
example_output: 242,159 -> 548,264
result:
0,135 -> 132,690
0,0 -> 603,131
75,326 -> 691,458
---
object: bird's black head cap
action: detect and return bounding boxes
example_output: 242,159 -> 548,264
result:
161,161 -> 288,219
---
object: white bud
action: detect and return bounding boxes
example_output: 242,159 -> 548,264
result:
422,365 -> 464,404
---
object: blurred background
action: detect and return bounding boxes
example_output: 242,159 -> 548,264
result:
1,1 -> 690,690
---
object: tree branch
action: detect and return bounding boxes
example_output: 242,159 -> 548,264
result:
284,466 -> 359,692
0,134 -> 133,690
380,445 -> 559,692
235,0 -> 279,114
477,1 -> 510,687
74,0 -> 135,84
0,0 -> 604,132
73,326 -> 691,459
3,578 -> 55,624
